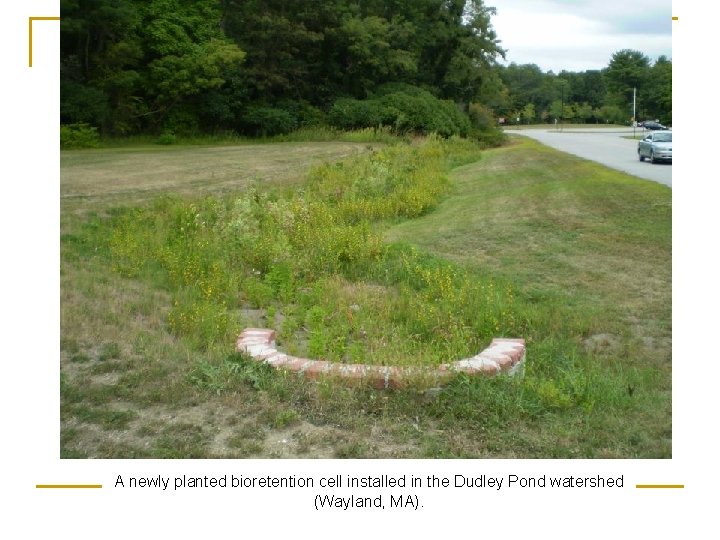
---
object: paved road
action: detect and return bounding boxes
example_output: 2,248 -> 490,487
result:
508,127 -> 672,188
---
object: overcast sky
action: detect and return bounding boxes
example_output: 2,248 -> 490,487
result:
489,0 -> 673,73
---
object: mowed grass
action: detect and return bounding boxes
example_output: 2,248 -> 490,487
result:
387,136 -> 671,453
61,141 -> 373,213
387,137 -> 671,341
61,136 -> 671,458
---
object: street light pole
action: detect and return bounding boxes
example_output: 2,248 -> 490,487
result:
633,87 -> 636,137
560,83 -> 564,132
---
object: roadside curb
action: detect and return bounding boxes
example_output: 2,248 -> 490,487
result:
236,328 -> 526,389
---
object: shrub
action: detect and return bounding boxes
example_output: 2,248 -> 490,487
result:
241,106 -> 298,137
60,80 -> 108,126
275,100 -> 326,127
328,98 -> 385,130
156,131 -> 177,145
372,82 -> 431,97
596,105 -> 626,125
198,90 -> 236,130
162,106 -> 200,135
468,103 -> 495,131
328,87 -> 471,137
473,128 -> 507,148
60,123 -> 101,149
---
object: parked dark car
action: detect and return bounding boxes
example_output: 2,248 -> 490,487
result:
641,121 -> 667,130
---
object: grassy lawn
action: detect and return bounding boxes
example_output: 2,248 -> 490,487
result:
387,138 -> 671,342
61,141 -> 373,214
60,136 -> 671,458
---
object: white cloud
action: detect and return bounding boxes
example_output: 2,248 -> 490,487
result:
489,0 -> 672,72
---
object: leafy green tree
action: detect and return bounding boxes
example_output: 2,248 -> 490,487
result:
61,2 -> 669,137
146,40 -> 245,110
60,0 -> 143,131
576,71 -> 606,109
603,49 -> 650,110
575,102 -> 594,123
61,0 -> 245,134
499,63 -> 546,114
596,104 -> 625,124
521,103 -> 535,124
438,0 -> 505,105
644,56 -> 672,124
475,69 -> 511,115
468,103 -> 496,130
496,64 -> 609,124
549,100 -> 575,122
222,0 -> 325,103
337,15 -> 416,98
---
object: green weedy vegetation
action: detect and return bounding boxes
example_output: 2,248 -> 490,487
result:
89,137 -> 523,365
60,123 -> 101,149
61,135 -> 671,458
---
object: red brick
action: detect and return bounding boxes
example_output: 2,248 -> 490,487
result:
282,358 -> 312,372
492,337 -> 525,345
236,328 -> 526,388
478,351 -> 512,367
479,352 -> 514,371
302,360 -> 332,379
265,354 -> 292,368
487,341 -> 525,364
332,364 -> 368,382
255,348 -> 279,361
384,367 -> 404,389
362,367 -> 389,389
239,329 -> 275,341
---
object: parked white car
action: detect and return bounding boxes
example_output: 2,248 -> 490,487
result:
638,131 -> 672,163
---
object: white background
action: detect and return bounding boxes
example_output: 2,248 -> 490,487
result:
1,1 -> 716,537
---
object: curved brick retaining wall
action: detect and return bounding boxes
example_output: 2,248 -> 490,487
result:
236,328 -> 525,389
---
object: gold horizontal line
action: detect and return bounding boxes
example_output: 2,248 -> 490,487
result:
36,484 -> 103,489
636,484 -> 684,489
672,16 -> 678,20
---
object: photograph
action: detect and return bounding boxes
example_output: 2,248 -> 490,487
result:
59,0 -> 672,459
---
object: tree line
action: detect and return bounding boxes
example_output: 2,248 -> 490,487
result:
60,0 -> 671,138
494,50 -> 672,126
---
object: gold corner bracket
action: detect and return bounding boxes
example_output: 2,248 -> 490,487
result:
29,16 -> 61,67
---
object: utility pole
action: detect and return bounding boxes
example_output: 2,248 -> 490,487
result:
560,83 -> 564,132
633,87 -> 636,137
